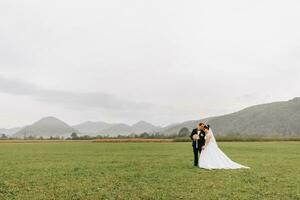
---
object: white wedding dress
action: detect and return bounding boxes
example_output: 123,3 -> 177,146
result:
198,129 -> 249,169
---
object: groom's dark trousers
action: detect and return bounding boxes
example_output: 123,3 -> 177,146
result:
193,145 -> 202,166
190,128 -> 206,166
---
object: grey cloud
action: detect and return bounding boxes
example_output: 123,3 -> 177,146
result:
0,75 -> 153,112
0,76 -> 41,95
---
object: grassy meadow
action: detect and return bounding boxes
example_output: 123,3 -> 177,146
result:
0,141 -> 299,200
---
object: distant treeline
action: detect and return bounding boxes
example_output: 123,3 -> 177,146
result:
0,132 -> 176,141
67,132 -> 177,140
1,127 -> 300,141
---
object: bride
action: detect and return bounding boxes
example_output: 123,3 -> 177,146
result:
198,125 -> 249,169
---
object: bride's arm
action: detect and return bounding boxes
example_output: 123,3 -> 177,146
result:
203,132 -> 212,148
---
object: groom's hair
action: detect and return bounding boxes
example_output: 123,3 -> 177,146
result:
199,122 -> 205,126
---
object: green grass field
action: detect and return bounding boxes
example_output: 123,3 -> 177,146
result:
0,142 -> 299,200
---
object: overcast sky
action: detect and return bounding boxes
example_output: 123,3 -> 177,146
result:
0,0 -> 299,128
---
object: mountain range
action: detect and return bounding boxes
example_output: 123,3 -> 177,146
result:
10,117 -> 161,138
13,117 -> 79,138
73,120 -> 161,136
2,97 -> 300,138
72,121 -> 113,135
161,97 -> 300,137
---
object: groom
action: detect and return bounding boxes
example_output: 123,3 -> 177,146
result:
190,122 -> 206,166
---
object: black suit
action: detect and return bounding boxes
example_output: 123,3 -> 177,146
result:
190,128 -> 206,166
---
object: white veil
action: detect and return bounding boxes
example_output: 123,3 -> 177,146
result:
208,128 -> 217,145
